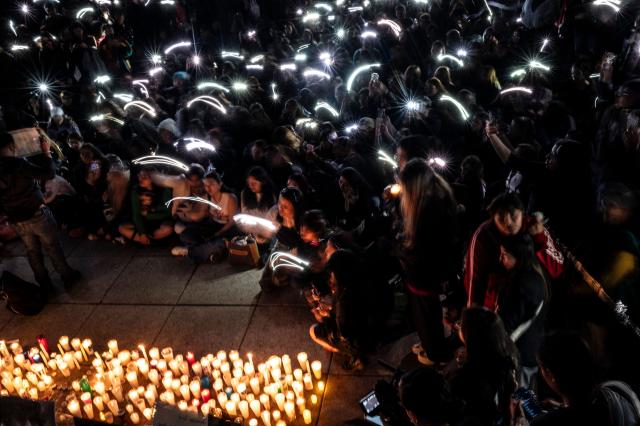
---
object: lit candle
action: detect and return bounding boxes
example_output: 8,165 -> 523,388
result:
59,336 -> 71,351
311,361 -> 322,379
81,393 -> 94,419
293,369 -> 303,382
225,400 -> 237,416
272,410 -> 281,422
297,353 -> 308,371
186,352 -> 196,366
261,410 -> 271,426
164,390 -> 175,406
130,413 -> 140,424
250,399 -> 261,417
143,408 -> 153,420
28,388 -> 38,400
216,350 -> 227,362
282,355 -> 292,375
297,397 -> 306,412
284,401 -> 296,421
249,419 -> 258,426
271,368 -> 281,382
303,409 -> 312,424
107,399 -> 119,415
217,392 -> 228,407
244,362 -> 255,376
118,350 -> 131,366
145,389 -> 156,406
67,399 -> 81,417
82,339 -> 93,355
239,400 -> 250,418
137,359 -> 149,376
201,403 -> 210,416
179,384 -> 190,401
189,381 -> 200,399
260,393 -> 270,410
107,340 -> 118,355
192,362 -> 202,376
149,347 -> 160,360
111,383 -> 123,402
148,369 -> 159,385
249,377 -> 261,395
310,394 -> 318,405
58,361 -> 70,377
229,351 -> 239,362
317,380 -> 325,392
128,390 -> 140,404
126,371 -> 138,387
303,374 -> 313,390
94,396 -> 105,411
178,400 -> 188,411
247,352 -> 254,369
161,347 -> 173,361
275,393 -> 285,411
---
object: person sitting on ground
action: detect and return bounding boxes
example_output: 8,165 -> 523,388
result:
118,168 -> 173,245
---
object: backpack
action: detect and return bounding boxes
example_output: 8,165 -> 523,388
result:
0,271 -> 45,316
599,381 -> 640,426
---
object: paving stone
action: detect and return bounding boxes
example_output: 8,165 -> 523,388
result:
78,304 -> 173,349
257,285 -> 307,306
1,304 -> 95,345
179,262 -> 261,305
50,257 -> 129,303
102,256 -> 195,304
240,306 -> 331,374
154,306 -> 253,355
70,239 -> 136,258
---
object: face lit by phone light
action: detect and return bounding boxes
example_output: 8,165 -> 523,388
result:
493,209 -> 523,236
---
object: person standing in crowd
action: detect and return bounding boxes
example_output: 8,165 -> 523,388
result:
0,131 -> 80,294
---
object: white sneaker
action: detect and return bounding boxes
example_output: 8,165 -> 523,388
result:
171,246 -> 189,257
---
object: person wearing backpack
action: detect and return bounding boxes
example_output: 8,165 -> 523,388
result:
533,331 -> 640,426
0,130 -> 81,296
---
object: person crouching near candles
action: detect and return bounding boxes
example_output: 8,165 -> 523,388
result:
171,171 -> 239,262
118,167 -> 173,245
399,367 -> 461,426
309,249 -> 375,371
398,158 -> 460,365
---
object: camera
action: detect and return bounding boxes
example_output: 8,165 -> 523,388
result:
358,367 -> 412,425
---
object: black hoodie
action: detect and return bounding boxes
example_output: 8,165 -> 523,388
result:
0,154 -> 55,222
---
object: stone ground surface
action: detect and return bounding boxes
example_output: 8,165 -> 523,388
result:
0,235 -> 419,425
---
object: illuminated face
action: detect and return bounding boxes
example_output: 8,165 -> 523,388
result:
278,196 -> 295,220
493,210 -> 523,236
80,148 -> 93,164
300,225 -> 316,243
187,174 -> 202,191
396,147 -> 409,171
247,176 -> 262,194
138,171 -> 152,187
203,178 -> 221,196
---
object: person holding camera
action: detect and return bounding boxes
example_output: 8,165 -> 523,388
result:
0,130 -> 81,294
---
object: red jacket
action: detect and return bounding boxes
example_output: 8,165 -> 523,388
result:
464,220 -> 564,311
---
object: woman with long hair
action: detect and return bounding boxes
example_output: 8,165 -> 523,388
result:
240,166 -> 277,222
448,307 -> 519,425
399,158 -> 459,365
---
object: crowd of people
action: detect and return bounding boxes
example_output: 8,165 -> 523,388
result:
2,0 -> 640,424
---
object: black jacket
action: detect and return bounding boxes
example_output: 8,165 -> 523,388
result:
0,155 -> 55,223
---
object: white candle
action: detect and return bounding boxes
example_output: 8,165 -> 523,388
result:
260,393 -> 270,410
107,340 -> 118,355
271,368 -> 281,382
128,390 -> 140,404
275,393 -> 285,411
249,419 -> 258,426
190,381 -> 200,399
94,396 -> 104,411
111,383 -> 123,402
311,360 -> 322,379
303,409 -> 312,424
244,362 -> 255,376
149,347 -> 160,360
148,369 -> 159,385
83,403 -> 94,419
28,388 -> 37,400
293,369 -> 303,382
261,410 -> 271,426
225,400 -> 237,416
192,362 -> 202,376
303,374 -> 313,390
164,390 -> 175,406
297,397 -> 306,412
310,394 -> 318,405
272,410 -> 281,422
68,399 -> 81,417
161,347 -> 173,361
317,380 -> 325,392
145,389 -> 156,406
143,408 -> 153,420
217,392 -> 228,407
282,355 -> 292,375
58,361 -> 70,377
130,413 -> 140,424
126,371 -> 138,387
137,359 -> 149,376
297,353 -> 308,371
107,399 -> 119,415
284,401 -> 296,421
59,336 -> 71,351
239,400 -> 250,418
250,399 -> 261,417
179,384 -> 190,401
249,377 -> 260,395
82,339 -> 94,355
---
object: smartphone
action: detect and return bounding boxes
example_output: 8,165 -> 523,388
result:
359,390 -> 381,415
90,161 -> 101,172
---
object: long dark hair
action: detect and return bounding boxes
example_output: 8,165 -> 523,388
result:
204,170 -> 233,194
241,166 -> 276,211
277,187 -> 304,227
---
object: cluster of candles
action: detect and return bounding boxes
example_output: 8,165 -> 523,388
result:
0,337 -> 325,425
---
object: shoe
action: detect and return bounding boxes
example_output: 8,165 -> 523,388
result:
411,343 -> 423,355
342,357 -> 365,372
171,246 -> 189,256
309,324 -> 340,353
416,350 -> 435,366
62,270 -> 82,288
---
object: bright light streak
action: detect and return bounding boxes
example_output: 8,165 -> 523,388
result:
302,12 -> 321,22
133,155 -> 189,172
151,54 -> 162,64
76,7 -> 94,19
428,157 -> 447,168
528,59 -> 550,72
148,67 -> 164,76
406,100 -> 420,111
89,114 -> 125,125
271,82 -> 279,101
328,15 -> 335,21
297,44 -> 311,52
346,63 -> 381,92
348,6 -> 363,12
482,0 -> 493,16
246,64 -> 264,71
38,83 -> 49,93
456,49 -> 468,57
345,123 -> 358,133
233,214 -> 277,231
113,93 -> 134,102
231,82 -> 249,92
196,82 -> 230,93
93,75 -> 111,84
314,3 -> 332,11
336,28 -> 346,39
164,41 -> 191,55
249,54 -> 264,63
314,101 -> 339,117
132,80 -> 149,98
540,38 -> 550,53
280,63 -> 297,71
294,53 -> 307,62
183,138 -> 216,152
378,150 -> 398,169
166,196 -> 221,210
186,95 -> 227,114
247,30 -> 256,38
377,19 -> 401,37
414,0 -> 429,4
11,44 -> 29,51
319,51 -> 334,66
21,4 -> 29,13
296,8 -> 303,15
96,91 -> 106,104
589,73 -> 600,79
303,68 -> 331,80
192,55 -> 201,65
123,100 -> 157,117
9,20 -> 17,36
500,87 -> 533,95
437,53 -> 464,67
269,252 -> 309,272
160,0 -> 175,4
221,51 -> 245,60
510,68 -> 527,78
592,0 -> 620,12
440,94 -> 470,121
360,31 -> 378,39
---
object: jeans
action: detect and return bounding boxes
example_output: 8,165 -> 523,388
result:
409,292 -> 448,363
12,207 -> 74,285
